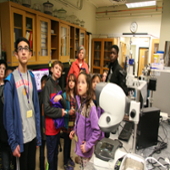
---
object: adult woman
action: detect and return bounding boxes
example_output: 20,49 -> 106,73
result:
67,46 -> 89,79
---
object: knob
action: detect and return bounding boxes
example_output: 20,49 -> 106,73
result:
106,116 -> 111,123
130,109 -> 136,118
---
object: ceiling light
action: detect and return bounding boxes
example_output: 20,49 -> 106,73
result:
126,1 -> 156,8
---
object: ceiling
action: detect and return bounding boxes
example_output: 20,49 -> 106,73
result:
87,0 -> 163,8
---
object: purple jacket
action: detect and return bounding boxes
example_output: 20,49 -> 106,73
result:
74,96 -> 100,158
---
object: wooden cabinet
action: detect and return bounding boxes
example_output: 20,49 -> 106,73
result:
37,16 -> 51,64
59,23 -> 70,62
91,38 -> 116,74
0,1 -> 88,66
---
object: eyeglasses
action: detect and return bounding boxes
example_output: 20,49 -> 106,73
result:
17,46 -> 29,52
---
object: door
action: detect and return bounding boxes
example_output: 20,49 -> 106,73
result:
138,48 -> 149,76
37,16 -> 51,63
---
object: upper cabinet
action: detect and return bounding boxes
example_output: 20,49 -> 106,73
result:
37,16 -> 51,64
0,1 -> 88,66
92,38 -> 117,74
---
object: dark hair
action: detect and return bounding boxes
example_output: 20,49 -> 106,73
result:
15,37 -> 30,52
41,75 -> 48,83
51,60 -> 64,72
0,59 -> 7,69
66,74 -> 77,101
91,74 -> 101,98
111,45 -> 119,54
77,72 -> 92,108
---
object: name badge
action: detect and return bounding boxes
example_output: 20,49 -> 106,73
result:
68,121 -> 74,127
27,110 -> 33,118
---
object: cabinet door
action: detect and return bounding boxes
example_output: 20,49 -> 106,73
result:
37,16 -> 51,63
92,40 -> 102,73
103,40 -> 113,69
80,29 -> 85,46
26,13 -> 36,64
11,8 -> 25,64
59,23 -> 70,62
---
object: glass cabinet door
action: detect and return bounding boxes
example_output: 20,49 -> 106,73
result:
60,23 -> 70,57
12,8 -> 25,63
26,13 -> 36,63
93,41 -> 101,67
103,41 -> 112,68
80,30 -> 85,46
37,16 -> 51,62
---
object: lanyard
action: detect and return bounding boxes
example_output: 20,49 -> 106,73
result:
18,69 -> 30,104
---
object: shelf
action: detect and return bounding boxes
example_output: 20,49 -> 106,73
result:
104,59 -> 110,61
51,33 -> 57,36
103,67 -> 109,70
51,48 -> 57,50
93,66 -> 100,69
26,28 -> 32,31
14,26 -> 22,29
94,58 -> 100,60
94,50 -> 101,52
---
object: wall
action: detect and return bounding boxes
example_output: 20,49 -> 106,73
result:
95,16 -> 161,38
159,0 -> 170,50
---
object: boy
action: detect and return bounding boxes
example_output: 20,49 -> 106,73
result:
43,60 -> 66,170
3,37 -> 41,170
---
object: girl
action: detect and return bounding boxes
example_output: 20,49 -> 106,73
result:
91,74 -> 104,140
101,70 -> 108,82
67,46 -> 89,79
69,72 -> 100,169
62,74 -> 77,170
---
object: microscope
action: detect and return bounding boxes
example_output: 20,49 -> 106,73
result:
93,83 -> 146,170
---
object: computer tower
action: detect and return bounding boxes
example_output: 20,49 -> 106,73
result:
136,107 -> 160,150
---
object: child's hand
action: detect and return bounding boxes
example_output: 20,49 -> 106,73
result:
69,130 -> 75,139
53,95 -> 62,102
69,108 -> 75,116
61,109 -> 66,117
80,141 -> 87,153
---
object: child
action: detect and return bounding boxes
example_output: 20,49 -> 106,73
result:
39,75 -> 48,170
101,70 -> 108,82
62,73 -> 77,170
0,60 -> 12,170
91,74 -> 104,140
69,72 -> 101,169
43,60 -> 66,170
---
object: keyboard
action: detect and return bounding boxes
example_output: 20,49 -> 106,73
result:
118,122 -> 133,142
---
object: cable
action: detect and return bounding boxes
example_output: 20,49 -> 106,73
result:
145,157 -> 167,169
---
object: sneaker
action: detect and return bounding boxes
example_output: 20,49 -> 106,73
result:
68,158 -> 75,167
64,164 -> 74,170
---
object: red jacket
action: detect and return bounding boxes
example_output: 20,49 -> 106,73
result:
67,59 -> 89,79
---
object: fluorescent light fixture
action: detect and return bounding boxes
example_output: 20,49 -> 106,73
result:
126,1 -> 156,8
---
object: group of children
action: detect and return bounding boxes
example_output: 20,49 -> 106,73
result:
0,37 -> 109,170
38,61 -> 108,170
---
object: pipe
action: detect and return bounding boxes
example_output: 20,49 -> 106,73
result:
56,0 -> 83,10
96,7 -> 162,14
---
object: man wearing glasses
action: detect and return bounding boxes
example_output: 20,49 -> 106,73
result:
3,37 -> 41,170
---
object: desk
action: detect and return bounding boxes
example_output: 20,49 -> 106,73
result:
85,120 -> 170,170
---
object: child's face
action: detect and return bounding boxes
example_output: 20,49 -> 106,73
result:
0,64 -> 6,79
41,80 -> 46,89
68,77 -> 75,90
51,64 -> 62,80
102,72 -> 107,82
92,77 -> 100,90
77,74 -> 88,96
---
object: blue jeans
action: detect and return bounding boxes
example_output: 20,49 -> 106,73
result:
46,133 -> 60,170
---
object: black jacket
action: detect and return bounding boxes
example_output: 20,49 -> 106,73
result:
106,59 -> 128,96
0,85 -> 8,145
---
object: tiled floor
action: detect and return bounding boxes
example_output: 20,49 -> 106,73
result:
35,138 -> 80,170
